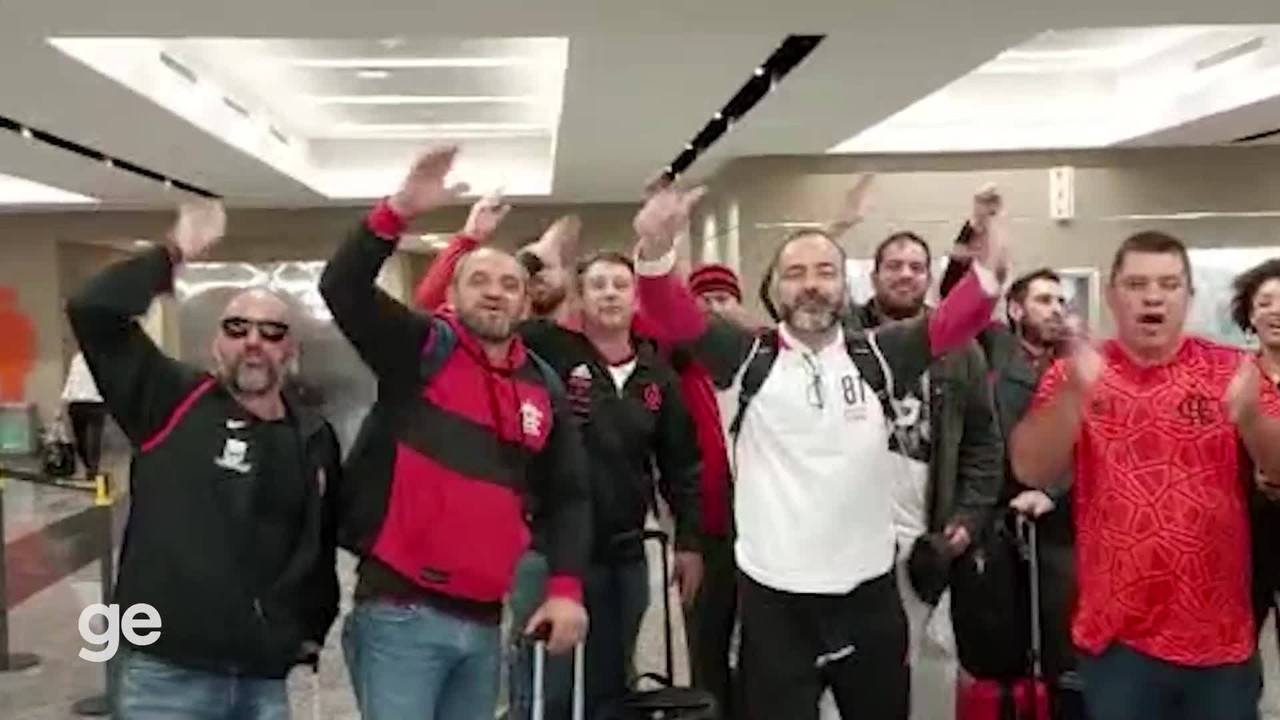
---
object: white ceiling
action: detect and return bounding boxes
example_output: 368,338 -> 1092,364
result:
5,0 -> 1280,209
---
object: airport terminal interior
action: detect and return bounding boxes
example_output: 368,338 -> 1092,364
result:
8,2 -> 1280,719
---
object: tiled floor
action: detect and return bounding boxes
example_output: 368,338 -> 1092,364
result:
2,456 -> 1279,719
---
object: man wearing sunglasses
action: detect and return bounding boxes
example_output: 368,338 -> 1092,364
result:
66,201 -> 344,720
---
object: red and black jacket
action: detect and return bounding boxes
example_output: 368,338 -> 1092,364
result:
320,202 -> 591,617
66,248 -> 341,679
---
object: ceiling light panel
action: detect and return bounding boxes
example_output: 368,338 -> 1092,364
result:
48,36 -> 570,199
830,24 -> 1280,155
0,172 -> 97,205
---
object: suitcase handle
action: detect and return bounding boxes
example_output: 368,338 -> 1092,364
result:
1014,514 -> 1042,681
532,639 -> 584,720
642,529 -> 676,684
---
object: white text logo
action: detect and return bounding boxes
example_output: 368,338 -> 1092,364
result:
78,603 -> 162,663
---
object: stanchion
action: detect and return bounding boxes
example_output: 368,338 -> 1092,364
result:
71,472 -> 114,717
0,468 -> 41,672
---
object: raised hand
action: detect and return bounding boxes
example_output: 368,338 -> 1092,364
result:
169,199 -> 227,262
533,214 -> 582,264
967,212 -> 1010,282
461,192 -> 511,242
634,185 -> 706,260
827,173 -> 876,237
389,146 -> 470,220
971,183 -> 1002,234
1225,355 -> 1263,427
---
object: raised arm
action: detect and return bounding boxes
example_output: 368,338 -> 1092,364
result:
320,148 -> 465,385
873,195 -> 1009,390
633,186 -> 756,388
411,193 -> 512,310
65,202 -> 221,446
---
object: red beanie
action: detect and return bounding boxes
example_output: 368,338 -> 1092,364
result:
688,263 -> 742,302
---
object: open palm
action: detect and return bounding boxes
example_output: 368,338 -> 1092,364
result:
389,147 -> 471,219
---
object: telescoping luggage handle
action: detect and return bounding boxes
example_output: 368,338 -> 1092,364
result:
1014,513 -> 1042,680
531,632 -> 585,720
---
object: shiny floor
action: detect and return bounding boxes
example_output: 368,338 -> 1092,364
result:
1,448 -> 1278,719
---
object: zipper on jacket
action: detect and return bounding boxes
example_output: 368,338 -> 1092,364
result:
253,598 -> 266,624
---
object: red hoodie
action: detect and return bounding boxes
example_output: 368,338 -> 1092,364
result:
413,235 -> 733,537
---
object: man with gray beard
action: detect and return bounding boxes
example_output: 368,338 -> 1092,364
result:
634,185 -> 1009,720
68,201 -> 344,719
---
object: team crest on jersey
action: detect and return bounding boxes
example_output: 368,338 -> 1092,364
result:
520,401 -> 545,438
214,438 -> 252,474
642,382 -> 662,412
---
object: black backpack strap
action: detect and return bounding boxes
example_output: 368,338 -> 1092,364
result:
418,317 -> 457,381
728,330 -> 780,441
843,330 -> 898,427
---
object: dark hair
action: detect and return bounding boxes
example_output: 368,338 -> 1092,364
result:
759,229 -> 847,321
1230,258 -> 1280,333
574,250 -> 634,292
1006,268 -> 1061,307
873,231 -> 931,273
1109,231 -> 1193,290
1005,268 -> 1061,326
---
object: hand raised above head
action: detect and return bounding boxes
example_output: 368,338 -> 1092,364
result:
169,199 -> 227,262
634,185 -> 706,261
388,146 -> 470,220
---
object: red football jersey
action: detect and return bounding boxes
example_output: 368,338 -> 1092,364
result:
1033,337 -> 1280,666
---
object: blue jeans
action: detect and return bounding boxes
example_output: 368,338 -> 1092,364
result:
111,647 -> 289,720
507,552 -> 650,720
1078,642 -> 1260,720
342,599 -> 502,720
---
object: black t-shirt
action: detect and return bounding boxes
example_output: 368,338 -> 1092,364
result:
215,414 -> 308,595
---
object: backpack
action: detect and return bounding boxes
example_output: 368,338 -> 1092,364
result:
727,322 -> 899,441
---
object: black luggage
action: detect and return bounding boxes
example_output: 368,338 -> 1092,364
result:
953,512 -> 1089,720
596,528 -> 718,719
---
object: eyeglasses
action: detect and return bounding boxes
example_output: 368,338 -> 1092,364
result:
220,317 -> 290,343
802,354 -> 824,409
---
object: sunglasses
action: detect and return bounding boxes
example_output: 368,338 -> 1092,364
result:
220,316 -> 290,343
516,250 -> 546,276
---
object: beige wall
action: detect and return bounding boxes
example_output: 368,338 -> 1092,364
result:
0,200 -> 638,421
700,146 -> 1280,327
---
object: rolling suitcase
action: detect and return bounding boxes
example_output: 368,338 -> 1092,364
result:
956,514 -> 1051,720
597,528 -> 719,720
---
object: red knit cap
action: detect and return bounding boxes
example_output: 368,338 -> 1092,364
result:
688,263 -> 742,302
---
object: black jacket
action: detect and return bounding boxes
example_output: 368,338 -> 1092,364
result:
851,302 -> 1002,537
520,319 -> 702,560
66,247 -> 342,679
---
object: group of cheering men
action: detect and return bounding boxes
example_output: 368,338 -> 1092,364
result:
68,144 -> 1280,720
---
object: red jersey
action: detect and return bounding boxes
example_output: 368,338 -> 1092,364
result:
1033,336 -> 1280,666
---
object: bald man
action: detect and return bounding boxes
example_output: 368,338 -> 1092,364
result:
67,202 -> 344,720
319,147 -> 590,720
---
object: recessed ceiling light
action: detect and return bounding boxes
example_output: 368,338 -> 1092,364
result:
133,239 -> 153,248
356,69 -> 391,80
305,94 -> 538,105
